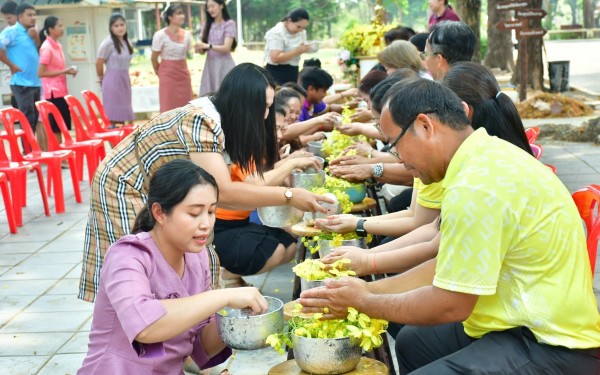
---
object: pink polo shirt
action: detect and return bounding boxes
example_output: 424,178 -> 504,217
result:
39,37 -> 68,99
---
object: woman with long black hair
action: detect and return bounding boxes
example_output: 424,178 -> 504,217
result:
79,63 -> 332,303
195,0 -> 236,96
95,13 -> 135,126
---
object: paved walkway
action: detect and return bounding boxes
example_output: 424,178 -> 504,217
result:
0,132 -> 599,374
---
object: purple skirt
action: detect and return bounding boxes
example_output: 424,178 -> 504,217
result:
101,69 -> 135,122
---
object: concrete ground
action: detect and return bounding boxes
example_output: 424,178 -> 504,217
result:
0,124 -> 599,374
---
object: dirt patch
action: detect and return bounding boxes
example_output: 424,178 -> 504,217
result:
538,117 -> 600,144
517,93 -> 594,119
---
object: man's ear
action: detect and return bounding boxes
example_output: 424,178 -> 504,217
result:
415,112 -> 435,138
461,101 -> 471,119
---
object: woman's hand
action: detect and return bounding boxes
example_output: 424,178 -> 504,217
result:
315,112 -> 341,131
337,123 -> 366,137
290,188 -> 336,213
314,214 -> 359,233
295,43 -> 312,55
304,132 -> 326,143
225,287 -> 269,314
66,66 -> 78,76
346,141 -> 375,158
194,42 -> 209,53
350,107 -> 373,123
321,246 -> 369,275
341,87 -> 358,99
287,150 -> 313,159
286,156 -> 321,172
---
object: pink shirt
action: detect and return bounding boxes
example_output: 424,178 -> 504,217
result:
77,232 -> 231,375
39,37 -> 68,99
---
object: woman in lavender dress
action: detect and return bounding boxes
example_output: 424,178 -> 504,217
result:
77,159 -> 268,374
195,0 -> 236,96
96,13 -> 135,125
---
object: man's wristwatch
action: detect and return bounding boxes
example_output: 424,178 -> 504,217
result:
355,219 -> 368,237
372,163 -> 384,178
284,188 -> 293,204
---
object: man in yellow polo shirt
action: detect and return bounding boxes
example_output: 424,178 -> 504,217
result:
299,79 -> 600,374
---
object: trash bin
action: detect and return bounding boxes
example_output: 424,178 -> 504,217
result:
548,61 -> 570,92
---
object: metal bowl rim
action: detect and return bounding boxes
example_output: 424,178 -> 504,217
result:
216,296 -> 283,319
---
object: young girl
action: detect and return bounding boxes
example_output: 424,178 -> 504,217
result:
195,0 -> 236,96
38,16 -> 77,145
96,13 -> 135,126
78,159 -> 268,374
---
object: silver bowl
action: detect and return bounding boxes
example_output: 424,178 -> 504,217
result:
318,238 -> 367,258
290,170 -> 326,190
300,278 -> 325,292
257,205 -> 303,228
216,296 -> 284,350
292,334 -> 361,374
307,141 -> 324,157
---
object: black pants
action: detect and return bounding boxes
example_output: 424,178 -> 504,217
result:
265,63 -> 299,85
396,323 -> 599,374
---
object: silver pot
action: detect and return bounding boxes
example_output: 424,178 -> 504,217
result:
290,170 -> 326,190
216,296 -> 284,350
300,278 -> 325,292
257,205 -> 303,228
292,334 -> 361,374
318,238 -> 367,258
307,141 -> 324,157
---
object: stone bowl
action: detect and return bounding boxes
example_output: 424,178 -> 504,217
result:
292,334 -> 361,374
257,205 -> 303,228
216,296 -> 284,350
318,238 -> 367,258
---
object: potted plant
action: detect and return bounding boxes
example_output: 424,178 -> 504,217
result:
338,22 -> 395,82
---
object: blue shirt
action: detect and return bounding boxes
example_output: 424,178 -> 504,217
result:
299,99 -> 327,122
0,23 -> 41,87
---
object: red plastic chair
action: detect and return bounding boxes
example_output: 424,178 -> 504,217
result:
525,127 -> 541,143
572,184 -> 600,274
0,108 -> 81,214
530,143 -> 542,160
0,127 -> 26,156
545,164 -> 557,174
65,95 -> 125,147
0,139 -> 50,226
81,90 -> 135,137
36,100 -> 105,184
0,172 -> 17,233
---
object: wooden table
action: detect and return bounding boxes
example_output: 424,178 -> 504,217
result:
350,197 -> 377,214
290,222 -> 322,237
269,357 -> 388,375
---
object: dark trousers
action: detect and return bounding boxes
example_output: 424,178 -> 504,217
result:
10,85 -> 40,132
396,322 -> 600,375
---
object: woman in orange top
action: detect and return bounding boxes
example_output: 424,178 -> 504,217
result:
214,101 -> 321,287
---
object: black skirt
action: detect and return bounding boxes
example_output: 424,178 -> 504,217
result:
265,63 -> 299,86
213,218 -> 296,275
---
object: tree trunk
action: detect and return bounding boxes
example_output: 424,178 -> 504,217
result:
583,0 -> 594,28
484,0 -> 514,71
455,0 -> 482,62
567,0 -> 579,24
511,0 -> 545,93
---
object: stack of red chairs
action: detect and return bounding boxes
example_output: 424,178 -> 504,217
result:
0,108 -> 81,214
36,100 -> 105,184
0,172 -> 17,234
0,137 -> 50,227
82,90 -> 136,138
65,95 -> 126,147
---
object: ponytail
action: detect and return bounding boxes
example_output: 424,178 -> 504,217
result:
39,16 -> 60,46
132,206 -> 155,234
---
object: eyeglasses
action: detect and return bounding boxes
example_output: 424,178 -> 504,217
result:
387,109 -> 437,159
419,51 -> 440,61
